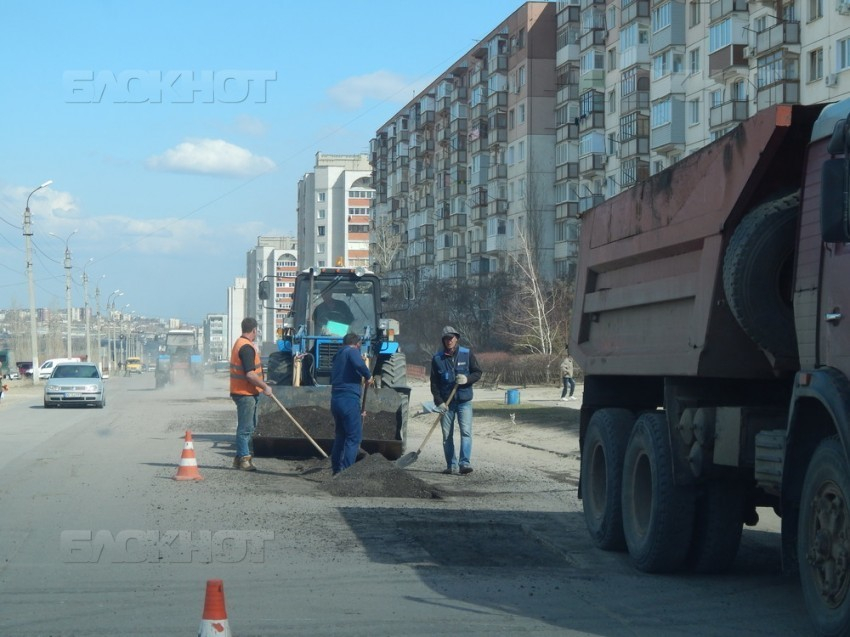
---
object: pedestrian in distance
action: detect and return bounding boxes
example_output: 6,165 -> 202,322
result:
229,317 -> 273,471
560,348 -> 576,401
430,325 -> 483,475
330,332 -> 373,475
0,382 -> 8,404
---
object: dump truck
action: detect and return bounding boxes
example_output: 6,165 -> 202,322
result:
570,100 -> 850,636
252,267 -> 411,459
155,328 -> 203,388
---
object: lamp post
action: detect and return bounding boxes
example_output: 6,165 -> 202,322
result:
81,259 -> 95,363
106,290 -> 123,374
24,180 -> 53,384
50,230 -> 78,359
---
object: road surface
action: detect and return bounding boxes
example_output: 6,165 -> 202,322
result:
0,373 -> 814,635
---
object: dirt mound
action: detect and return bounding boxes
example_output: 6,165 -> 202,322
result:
319,454 -> 443,499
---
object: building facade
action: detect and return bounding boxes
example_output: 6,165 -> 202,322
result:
203,313 -> 228,362
297,153 -> 374,270
245,236 -> 298,352
370,0 -> 850,288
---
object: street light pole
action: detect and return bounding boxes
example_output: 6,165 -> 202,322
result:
24,180 -> 53,384
51,230 -> 78,359
81,259 -> 94,363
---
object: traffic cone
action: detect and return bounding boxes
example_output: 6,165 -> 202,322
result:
174,430 -> 204,481
198,579 -> 232,637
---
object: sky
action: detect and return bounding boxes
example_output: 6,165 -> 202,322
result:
0,0 -> 530,325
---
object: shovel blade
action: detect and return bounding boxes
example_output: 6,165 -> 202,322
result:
395,451 -> 419,469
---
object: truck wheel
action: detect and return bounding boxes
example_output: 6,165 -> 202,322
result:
686,480 -> 744,573
722,192 -> 799,361
581,408 -> 634,551
379,352 -> 407,388
622,411 -> 695,573
267,351 -> 293,386
798,437 -> 850,636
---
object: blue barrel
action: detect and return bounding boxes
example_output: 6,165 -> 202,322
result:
505,388 -> 521,405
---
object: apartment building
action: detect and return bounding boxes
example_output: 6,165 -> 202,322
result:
297,153 -> 374,271
226,276 -> 247,350
203,313 -> 228,362
245,236 -> 297,352
371,2 -> 558,284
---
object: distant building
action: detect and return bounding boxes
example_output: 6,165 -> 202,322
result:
245,236 -> 297,352
297,153 -> 374,270
227,276 -> 247,349
203,314 -> 228,362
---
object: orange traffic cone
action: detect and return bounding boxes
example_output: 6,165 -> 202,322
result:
174,430 -> 204,481
198,579 -> 232,637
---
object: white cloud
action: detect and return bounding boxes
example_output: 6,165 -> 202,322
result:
327,70 -> 428,111
146,138 -> 276,178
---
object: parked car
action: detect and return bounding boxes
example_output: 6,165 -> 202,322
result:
5,369 -> 20,380
18,362 -> 33,378
38,357 -> 81,380
43,362 -> 105,408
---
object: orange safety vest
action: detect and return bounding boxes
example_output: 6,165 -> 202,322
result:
229,336 -> 263,396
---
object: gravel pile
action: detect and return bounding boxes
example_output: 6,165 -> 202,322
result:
319,454 -> 444,499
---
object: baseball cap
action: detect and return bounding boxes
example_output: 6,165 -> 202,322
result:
442,325 -> 460,338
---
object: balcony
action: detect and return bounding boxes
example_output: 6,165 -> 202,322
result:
578,112 -> 605,133
485,233 -> 507,253
416,110 -> 435,128
451,181 -> 468,197
487,90 -> 508,111
709,99 -> 749,128
469,136 -> 489,154
488,128 -> 508,146
556,201 -> 580,219
709,0 -> 747,21
619,158 -> 650,188
756,81 -> 799,110
579,194 -> 605,214
416,166 -> 435,182
708,44 -> 748,79
439,245 -> 467,260
755,21 -> 800,53
556,123 -> 579,142
579,28 -> 606,52
556,162 -> 579,181
488,164 -> 508,180
579,152 -> 607,174
620,134 -> 650,159
621,0 -> 649,25
621,89 -> 649,114
470,187 -> 488,207
411,224 -> 434,240
450,117 -> 468,134
488,198 -> 508,215
470,258 -> 490,276
488,54 -> 508,73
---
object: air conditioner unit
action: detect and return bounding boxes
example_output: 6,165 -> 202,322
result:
826,73 -> 839,87
748,46 -> 758,57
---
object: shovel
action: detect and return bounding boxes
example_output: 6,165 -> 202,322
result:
269,392 -> 329,459
396,384 -> 458,469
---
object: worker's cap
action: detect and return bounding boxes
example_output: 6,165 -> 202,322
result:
441,325 -> 461,339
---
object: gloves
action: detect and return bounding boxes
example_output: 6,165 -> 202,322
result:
456,374 -> 468,385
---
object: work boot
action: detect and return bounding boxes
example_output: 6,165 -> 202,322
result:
238,455 -> 257,471
232,456 -> 241,468
459,465 -> 473,475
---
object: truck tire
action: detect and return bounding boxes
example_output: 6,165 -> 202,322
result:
267,351 -> 293,386
379,352 -> 407,388
581,408 -> 634,551
622,411 -> 695,573
798,436 -> 850,637
685,480 -> 744,573
722,192 -> 799,361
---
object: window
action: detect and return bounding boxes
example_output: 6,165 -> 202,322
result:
607,5 -> 617,29
709,18 -> 731,53
318,209 -> 326,219
518,104 -> 526,123
809,48 -> 824,81
710,89 -> 722,107
507,145 -> 515,165
518,141 -> 525,162
651,98 -> 672,128
689,0 -> 701,27
519,178 -> 526,199
839,37 -> 850,71
608,47 -> 618,71
608,89 -> 617,114
689,48 -> 700,74
581,50 -> 605,74
317,226 -> 326,237
731,79 -> 746,100
809,0 -> 823,20
556,141 -> 570,165
757,51 -> 799,87
518,66 -> 526,88
317,243 -> 325,254
754,16 -> 767,33
509,108 -> 515,129
689,97 -> 700,124
652,3 -> 671,32
317,192 -> 326,202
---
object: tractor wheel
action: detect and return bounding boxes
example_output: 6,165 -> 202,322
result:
722,192 -> 799,360
798,437 -> 850,637
267,351 -> 293,386
581,408 -> 634,551
379,352 -> 407,388
621,411 -> 695,573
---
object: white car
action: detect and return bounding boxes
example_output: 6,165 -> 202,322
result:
38,357 -> 81,380
43,362 -> 105,408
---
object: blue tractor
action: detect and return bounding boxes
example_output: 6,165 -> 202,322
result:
253,267 -> 411,459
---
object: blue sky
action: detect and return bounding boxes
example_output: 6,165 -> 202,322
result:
0,0 -> 529,324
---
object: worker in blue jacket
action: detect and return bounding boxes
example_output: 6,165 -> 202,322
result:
430,325 -> 483,475
330,332 -> 373,475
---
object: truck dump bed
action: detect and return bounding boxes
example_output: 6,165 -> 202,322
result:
571,104 -> 822,379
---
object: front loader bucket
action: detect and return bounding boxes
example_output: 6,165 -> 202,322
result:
253,384 -> 410,459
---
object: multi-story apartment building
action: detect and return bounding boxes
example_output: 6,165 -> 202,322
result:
297,153 -> 374,270
203,313 -> 228,362
226,276 -> 247,351
245,236 -> 297,351
371,2 -> 557,284
370,0 -> 850,289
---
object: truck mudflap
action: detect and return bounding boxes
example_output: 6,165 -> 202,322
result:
252,385 -> 410,459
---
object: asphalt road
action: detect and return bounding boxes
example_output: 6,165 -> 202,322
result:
0,374 -> 816,636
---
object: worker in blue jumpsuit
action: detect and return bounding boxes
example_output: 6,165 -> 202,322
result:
330,332 -> 373,475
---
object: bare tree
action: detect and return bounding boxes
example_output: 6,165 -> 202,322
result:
370,221 -> 403,273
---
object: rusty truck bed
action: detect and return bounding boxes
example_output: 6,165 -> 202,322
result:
571,104 -> 823,379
